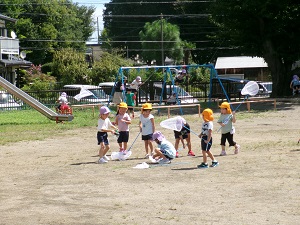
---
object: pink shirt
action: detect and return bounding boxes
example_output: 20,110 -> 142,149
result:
116,113 -> 131,131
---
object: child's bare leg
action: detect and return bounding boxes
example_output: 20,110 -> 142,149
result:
144,140 -> 149,154
99,143 -> 105,158
153,148 -> 166,159
186,134 -> 192,152
207,151 -> 215,161
104,145 -> 110,156
148,140 -> 153,155
202,150 -> 207,163
123,142 -> 128,150
174,138 -> 180,150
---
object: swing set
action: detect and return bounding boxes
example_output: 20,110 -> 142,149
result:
107,64 -> 232,113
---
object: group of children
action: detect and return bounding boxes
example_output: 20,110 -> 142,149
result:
96,100 -> 240,168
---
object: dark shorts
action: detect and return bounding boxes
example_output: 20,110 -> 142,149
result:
127,106 -> 134,112
201,136 -> 212,151
175,78 -> 184,83
97,132 -> 109,145
117,131 -> 129,143
220,132 -> 236,147
142,134 -> 153,141
160,149 -> 174,160
174,123 -> 190,139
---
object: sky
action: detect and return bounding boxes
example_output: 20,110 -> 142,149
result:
74,1 -> 110,44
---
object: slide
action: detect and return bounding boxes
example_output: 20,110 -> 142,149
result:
0,76 -> 74,122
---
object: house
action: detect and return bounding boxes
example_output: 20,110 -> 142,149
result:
215,56 -> 270,81
0,14 -> 32,85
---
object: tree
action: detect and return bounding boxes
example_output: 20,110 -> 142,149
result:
1,0 -> 95,65
139,19 -> 183,65
210,1 -> 300,97
51,48 -> 91,85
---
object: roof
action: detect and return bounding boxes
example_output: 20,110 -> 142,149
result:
0,59 -> 32,67
215,56 -> 268,69
0,14 -> 17,23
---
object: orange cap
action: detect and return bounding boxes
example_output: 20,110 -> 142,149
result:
219,102 -> 232,114
202,108 -> 214,122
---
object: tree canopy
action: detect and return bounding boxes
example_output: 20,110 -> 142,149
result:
210,0 -> 300,96
139,19 -> 183,65
1,0 -> 95,65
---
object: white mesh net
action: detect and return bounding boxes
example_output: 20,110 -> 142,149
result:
241,81 -> 259,96
160,116 -> 185,131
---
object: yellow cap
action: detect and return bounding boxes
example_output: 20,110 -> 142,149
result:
142,103 -> 152,110
219,102 -> 232,114
202,108 -> 214,122
118,102 -> 128,108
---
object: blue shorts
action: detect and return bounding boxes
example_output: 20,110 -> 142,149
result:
97,132 -> 109,145
201,136 -> 212,151
117,131 -> 129,143
142,134 -> 153,140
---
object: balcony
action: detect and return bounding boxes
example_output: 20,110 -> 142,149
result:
0,38 -> 19,56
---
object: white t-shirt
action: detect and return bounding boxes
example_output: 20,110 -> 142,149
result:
97,118 -> 113,132
130,79 -> 142,90
201,121 -> 213,136
139,114 -> 154,135
58,96 -> 68,104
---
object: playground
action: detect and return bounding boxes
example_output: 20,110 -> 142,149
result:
0,102 -> 299,224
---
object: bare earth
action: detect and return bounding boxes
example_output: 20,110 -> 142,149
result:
1,102 -> 299,225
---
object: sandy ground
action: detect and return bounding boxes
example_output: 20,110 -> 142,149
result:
0,102 -> 300,225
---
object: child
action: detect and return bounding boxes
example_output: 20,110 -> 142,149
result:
130,76 -> 142,105
217,102 -> 240,156
198,108 -> 219,168
150,131 -> 176,164
97,106 -> 118,164
174,117 -> 195,157
166,92 -> 177,105
290,75 -> 300,96
56,92 -> 69,112
115,102 -> 131,152
125,88 -> 135,118
139,103 -> 155,158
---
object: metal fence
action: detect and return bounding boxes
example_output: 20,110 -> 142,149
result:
1,80 -> 246,110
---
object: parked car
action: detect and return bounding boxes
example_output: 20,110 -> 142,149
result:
63,85 -> 110,104
0,91 -> 23,110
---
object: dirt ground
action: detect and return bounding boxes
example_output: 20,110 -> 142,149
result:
1,102 -> 300,225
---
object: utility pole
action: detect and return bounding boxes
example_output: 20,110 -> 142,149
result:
161,13 -> 164,66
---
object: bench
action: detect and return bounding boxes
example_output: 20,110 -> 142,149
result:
223,99 -> 276,111
133,103 -> 201,118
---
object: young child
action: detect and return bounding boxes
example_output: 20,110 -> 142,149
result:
217,102 -> 240,156
150,131 -> 176,164
125,88 -> 135,118
56,92 -> 69,112
139,103 -> 155,158
174,117 -> 195,157
97,106 -> 118,164
290,75 -> 300,95
115,102 -> 131,152
130,76 -> 142,105
198,108 -> 219,169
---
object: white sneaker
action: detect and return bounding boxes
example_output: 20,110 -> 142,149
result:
148,155 -> 157,163
234,145 -> 240,154
220,150 -> 227,156
103,155 -> 110,161
98,157 -> 108,164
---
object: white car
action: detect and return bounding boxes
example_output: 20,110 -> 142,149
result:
0,91 -> 23,110
63,85 -> 110,104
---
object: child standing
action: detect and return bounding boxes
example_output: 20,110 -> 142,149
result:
174,117 -> 195,158
139,103 -> 155,158
150,131 -> 176,164
125,88 -> 135,118
198,108 -> 219,169
97,106 -> 118,164
115,102 -> 131,152
217,102 -> 240,156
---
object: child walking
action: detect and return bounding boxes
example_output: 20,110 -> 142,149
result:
198,108 -> 219,169
150,131 -> 176,164
174,117 -> 195,157
97,106 -> 118,164
115,102 -> 131,152
139,103 -> 155,158
217,102 -> 240,156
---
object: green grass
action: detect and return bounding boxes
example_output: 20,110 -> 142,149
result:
0,108 -> 116,145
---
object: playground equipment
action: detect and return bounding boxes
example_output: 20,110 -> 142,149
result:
107,64 -> 231,109
0,76 -> 74,122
